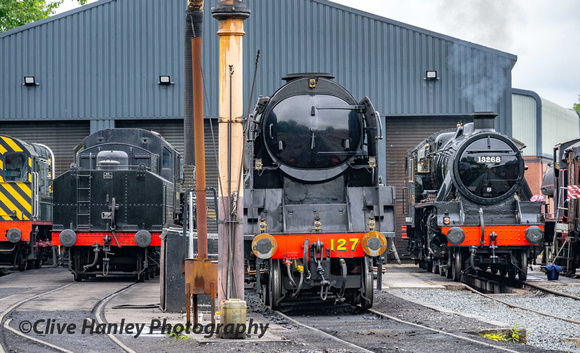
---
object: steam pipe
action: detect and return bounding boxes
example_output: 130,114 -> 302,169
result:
338,258 -> 347,299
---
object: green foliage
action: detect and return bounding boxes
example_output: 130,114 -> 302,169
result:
481,332 -> 506,342
480,323 -> 523,343
574,94 -> 580,114
167,331 -> 189,340
0,0 -> 87,32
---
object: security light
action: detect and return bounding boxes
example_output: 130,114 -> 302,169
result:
425,70 -> 438,81
23,76 -> 38,86
158,75 -> 173,85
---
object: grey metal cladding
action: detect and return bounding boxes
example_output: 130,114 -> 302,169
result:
1,0 -> 184,121
1,0 -> 515,134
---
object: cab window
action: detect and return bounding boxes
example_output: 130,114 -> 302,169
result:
4,153 -> 28,182
416,143 -> 431,173
162,147 -> 172,169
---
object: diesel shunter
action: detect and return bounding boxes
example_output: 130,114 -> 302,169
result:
0,135 -> 54,270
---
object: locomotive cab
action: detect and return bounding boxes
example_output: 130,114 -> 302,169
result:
4,152 -> 28,181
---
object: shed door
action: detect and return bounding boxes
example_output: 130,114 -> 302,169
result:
0,121 -> 90,177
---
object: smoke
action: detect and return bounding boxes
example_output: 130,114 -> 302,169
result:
447,43 -> 511,112
436,0 -> 519,52
440,0 -> 519,112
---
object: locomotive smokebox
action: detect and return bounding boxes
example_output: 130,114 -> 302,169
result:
471,112 -> 497,131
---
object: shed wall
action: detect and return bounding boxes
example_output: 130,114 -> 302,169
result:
512,94 -> 537,156
1,0 -> 516,132
541,98 -> 579,157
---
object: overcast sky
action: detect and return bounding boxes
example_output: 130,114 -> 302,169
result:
57,0 -> 579,109
330,0 -> 580,110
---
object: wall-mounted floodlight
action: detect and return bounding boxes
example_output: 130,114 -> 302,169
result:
425,70 -> 439,81
158,75 -> 174,85
23,76 -> 39,86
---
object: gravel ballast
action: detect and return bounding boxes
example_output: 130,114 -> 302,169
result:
390,287 -> 580,353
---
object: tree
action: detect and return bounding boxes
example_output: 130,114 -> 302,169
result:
0,0 -> 87,33
574,94 -> 580,114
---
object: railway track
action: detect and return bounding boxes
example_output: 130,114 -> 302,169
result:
273,301 -> 526,353
0,279 -> 138,353
0,283 -> 72,353
463,281 -> 580,325
523,281 -> 580,301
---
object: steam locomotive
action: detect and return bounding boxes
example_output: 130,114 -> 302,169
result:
405,113 -> 544,281
52,129 -> 182,281
0,135 -> 54,270
541,138 -> 580,276
244,73 -> 396,309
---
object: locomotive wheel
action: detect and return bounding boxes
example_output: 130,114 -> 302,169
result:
518,251 -> 528,282
360,257 -> 373,310
268,259 -> 282,310
452,249 -> 462,282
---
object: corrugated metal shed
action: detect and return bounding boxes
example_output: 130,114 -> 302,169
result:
512,92 -> 538,155
1,0 -> 516,132
541,98 -> 580,156
512,89 -> 580,157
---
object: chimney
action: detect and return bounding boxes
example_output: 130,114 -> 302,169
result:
471,112 -> 497,131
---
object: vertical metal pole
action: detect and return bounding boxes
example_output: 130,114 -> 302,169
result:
189,192 -> 194,259
212,0 -> 250,303
189,0 -> 208,259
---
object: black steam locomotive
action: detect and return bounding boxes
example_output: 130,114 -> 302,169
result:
52,129 -> 182,281
244,73 -> 396,309
405,113 -> 543,281
1,135 -> 54,270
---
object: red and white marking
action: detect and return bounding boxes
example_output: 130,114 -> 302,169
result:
567,185 -> 580,199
